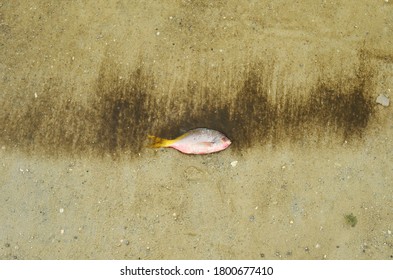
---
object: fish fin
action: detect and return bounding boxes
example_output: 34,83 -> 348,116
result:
147,135 -> 174,148
200,142 -> 214,147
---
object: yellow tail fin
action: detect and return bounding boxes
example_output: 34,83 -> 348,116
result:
147,135 -> 175,148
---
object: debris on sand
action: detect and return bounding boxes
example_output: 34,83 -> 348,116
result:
376,94 -> 390,107
344,213 -> 358,227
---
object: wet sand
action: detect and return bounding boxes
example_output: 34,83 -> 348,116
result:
1,0 -> 392,259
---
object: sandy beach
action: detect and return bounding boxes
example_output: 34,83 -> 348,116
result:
1,0 -> 392,259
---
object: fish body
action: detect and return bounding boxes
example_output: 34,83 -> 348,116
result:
148,128 -> 231,154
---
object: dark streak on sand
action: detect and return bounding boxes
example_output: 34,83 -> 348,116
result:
0,51 -> 375,157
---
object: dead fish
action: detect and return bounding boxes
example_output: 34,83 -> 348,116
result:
148,128 -> 231,154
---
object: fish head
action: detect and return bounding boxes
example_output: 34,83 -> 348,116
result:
219,135 -> 232,149
201,135 -> 231,154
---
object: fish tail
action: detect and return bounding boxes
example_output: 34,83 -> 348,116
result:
147,135 -> 174,148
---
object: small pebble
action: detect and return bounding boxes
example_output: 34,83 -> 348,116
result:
230,160 -> 238,167
120,239 -> 127,244
376,94 -> 390,106
59,208 -> 64,213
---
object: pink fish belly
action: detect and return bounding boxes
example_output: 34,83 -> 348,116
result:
170,140 -> 230,154
169,142 -> 213,154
